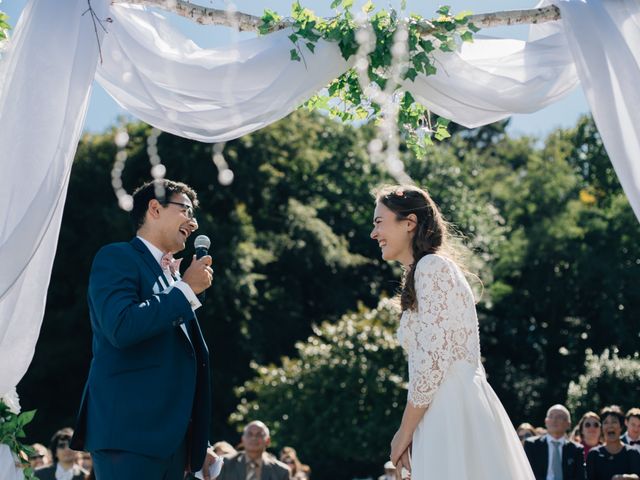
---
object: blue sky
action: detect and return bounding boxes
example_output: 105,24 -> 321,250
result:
3,0 -> 589,138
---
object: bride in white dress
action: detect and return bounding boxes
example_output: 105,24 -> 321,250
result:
370,185 -> 535,479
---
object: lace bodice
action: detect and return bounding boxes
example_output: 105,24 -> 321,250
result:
397,254 -> 481,408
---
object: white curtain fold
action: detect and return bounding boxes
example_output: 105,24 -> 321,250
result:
0,0 -> 108,393
1,0 -> 639,392
96,5 -> 352,142
555,0 -> 640,220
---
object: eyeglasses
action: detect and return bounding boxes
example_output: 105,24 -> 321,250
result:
584,421 -> 601,428
165,201 -> 194,219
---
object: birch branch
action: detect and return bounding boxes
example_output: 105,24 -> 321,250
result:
112,0 -> 561,33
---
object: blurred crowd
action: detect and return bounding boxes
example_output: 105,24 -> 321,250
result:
28,405 -> 640,480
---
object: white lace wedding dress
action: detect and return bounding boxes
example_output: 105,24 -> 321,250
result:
397,254 -> 535,479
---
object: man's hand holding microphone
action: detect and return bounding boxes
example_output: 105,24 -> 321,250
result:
182,235 -> 213,296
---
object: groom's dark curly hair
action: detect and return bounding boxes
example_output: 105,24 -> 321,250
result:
130,179 -> 198,231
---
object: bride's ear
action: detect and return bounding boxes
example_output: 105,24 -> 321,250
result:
406,214 -> 418,233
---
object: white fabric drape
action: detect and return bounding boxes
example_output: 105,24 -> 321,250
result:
1,0 -> 639,392
0,0 -> 107,394
96,5 -> 352,142
555,0 -> 640,221
0,445 -> 24,480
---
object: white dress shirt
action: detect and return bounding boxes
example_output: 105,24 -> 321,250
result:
55,463 -> 76,480
622,431 -> 640,450
545,434 -> 567,480
137,237 -> 201,341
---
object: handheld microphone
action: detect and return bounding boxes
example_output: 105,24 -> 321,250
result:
194,235 -> 211,302
194,235 -> 211,260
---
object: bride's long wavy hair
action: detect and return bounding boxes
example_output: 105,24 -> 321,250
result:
375,184 -> 468,312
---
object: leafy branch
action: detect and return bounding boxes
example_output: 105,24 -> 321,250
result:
0,398 -> 37,480
0,11 -> 11,42
262,2 -> 477,158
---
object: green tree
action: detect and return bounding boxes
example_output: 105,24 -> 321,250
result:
567,348 -> 640,415
231,299 -> 406,480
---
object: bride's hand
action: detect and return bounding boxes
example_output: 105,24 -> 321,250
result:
390,430 -> 411,465
399,448 -> 411,474
390,431 -> 402,464
394,447 -> 412,480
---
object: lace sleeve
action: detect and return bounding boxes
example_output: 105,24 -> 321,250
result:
407,255 -> 465,408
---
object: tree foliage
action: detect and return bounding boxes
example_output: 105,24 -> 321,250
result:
231,299 -> 405,478
264,1 -> 478,155
566,348 -> 640,415
16,112 -> 640,480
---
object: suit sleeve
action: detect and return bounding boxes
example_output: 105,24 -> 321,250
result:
89,244 -> 194,349
573,444 -> 585,480
630,448 -> 640,474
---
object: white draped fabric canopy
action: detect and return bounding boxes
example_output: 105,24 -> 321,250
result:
0,0 -> 639,393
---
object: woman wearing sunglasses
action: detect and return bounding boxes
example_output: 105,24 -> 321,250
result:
578,412 -> 603,461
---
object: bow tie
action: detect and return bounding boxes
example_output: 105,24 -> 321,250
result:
161,252 -> 182,276
631,440 -> 640,445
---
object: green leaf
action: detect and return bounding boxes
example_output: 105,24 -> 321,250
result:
436,5 -> 451,16
18,409 -> 36,426
404,67 -> 418,81
419,39 -> 435,53
362,0 -> 375,13
330,0 -> 342,8
468,22 -> 481,33
434,128 -> 451,141
342,0 -> 354,9
305,42 -> 316,53
288,33 -> 299,43
460,30 -> 474,43
259,9 -> 282,35
290,49 -> 301,61
454,10 -> 472,22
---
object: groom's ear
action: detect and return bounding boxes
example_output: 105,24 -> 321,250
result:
147,199 -> 162,219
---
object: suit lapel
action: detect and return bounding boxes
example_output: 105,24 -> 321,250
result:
131,237 -> 165,281
130,237 -> 194,344
260,456 -> 270,480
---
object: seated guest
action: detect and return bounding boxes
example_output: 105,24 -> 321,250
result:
34,428 -> 87,480
280,446 -> 310,480
578,412 -> 603,460
377,460 -> 396,480
622,408 -> 640,450
587,406 -> 640,480
28,443 -> 51,470
524,404 -> 585,480
212,441 -> 237,456
216,421 -> 289,480
518,423 -> 537,446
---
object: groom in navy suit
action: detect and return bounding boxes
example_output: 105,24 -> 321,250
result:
71,179 -> 216,479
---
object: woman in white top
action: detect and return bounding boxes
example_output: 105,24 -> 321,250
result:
370,184 -> 534,479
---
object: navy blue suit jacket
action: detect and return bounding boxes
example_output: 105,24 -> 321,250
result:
71,238 -> 211,471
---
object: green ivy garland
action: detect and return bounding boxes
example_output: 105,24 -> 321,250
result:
0,11 -> 10,42
260,2 -> 479,158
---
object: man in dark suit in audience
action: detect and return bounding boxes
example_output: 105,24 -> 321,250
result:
524,404 -> 586,480
622,407 -> 640,451
216,421 -> 290,480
